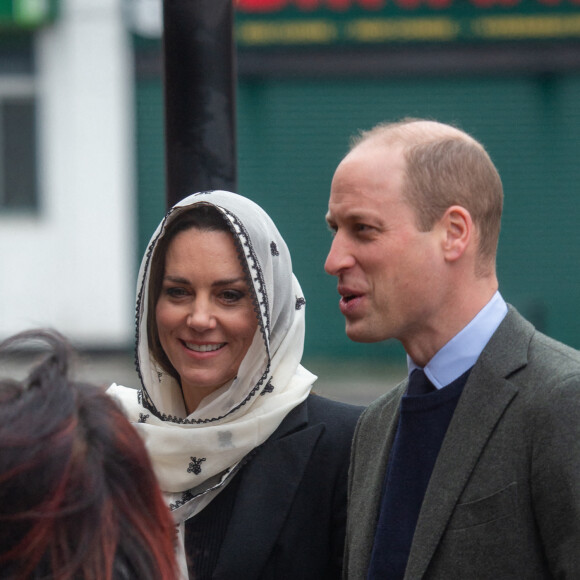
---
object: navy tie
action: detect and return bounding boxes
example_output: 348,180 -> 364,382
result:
407,368 -> 435,396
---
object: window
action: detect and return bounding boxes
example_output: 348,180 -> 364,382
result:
0,35 -> 38,212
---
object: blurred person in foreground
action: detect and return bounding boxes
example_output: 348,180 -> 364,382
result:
324,118 -> 580,579
108,190 -> 363,579
0,329 -> 178,580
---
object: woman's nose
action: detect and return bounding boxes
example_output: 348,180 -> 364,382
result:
186,299 -> 217,331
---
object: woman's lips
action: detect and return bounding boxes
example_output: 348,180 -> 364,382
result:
184,342 -> 225,352
181,341 -> 226,357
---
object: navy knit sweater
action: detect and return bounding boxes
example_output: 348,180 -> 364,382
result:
367,370 -> 470,580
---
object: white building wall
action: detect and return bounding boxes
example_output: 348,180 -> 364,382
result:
0,0 -> 135,347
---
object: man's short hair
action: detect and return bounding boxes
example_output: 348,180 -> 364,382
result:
352,118 -> 503,274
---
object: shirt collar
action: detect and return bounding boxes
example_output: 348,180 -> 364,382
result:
408,291 -> 508,389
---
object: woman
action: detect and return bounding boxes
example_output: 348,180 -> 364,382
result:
108,190 -> 363,579
0,329 -> 178,580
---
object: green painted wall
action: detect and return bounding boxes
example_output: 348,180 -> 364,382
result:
135,77 -> 165,262
136,73 -> 580,360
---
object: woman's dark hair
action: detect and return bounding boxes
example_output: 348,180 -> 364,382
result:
147,203 -> 234,378
0,330 -> 178,580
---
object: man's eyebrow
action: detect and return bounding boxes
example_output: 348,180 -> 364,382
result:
330,210 -> 375,223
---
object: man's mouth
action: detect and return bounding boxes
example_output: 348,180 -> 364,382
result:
338,285 -> 363,302
342,294 -> 358,303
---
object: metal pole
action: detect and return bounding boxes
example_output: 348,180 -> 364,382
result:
162,0 -> 237,209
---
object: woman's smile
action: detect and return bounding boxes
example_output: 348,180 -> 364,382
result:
182,341 -> 226,353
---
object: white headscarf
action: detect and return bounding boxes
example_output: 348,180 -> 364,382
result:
107,191 -> 315,576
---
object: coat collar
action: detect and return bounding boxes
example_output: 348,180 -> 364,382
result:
213,399 -> 325,579
404,306 -> 534,578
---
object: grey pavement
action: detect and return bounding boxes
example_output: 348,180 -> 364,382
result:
3,351 -> 406,407
304,358 -> 406,405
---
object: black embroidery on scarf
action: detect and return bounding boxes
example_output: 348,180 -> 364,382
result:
140,366 -> 271,425
170,490 -> 194,511
140,388 -> 156,413
138,413 -> 149,423
270,241 -> 279,256
133,206 -> 173,394
261,379 -> 275,395
169,445 -> 264,511
187,457 -> 207,475
295,297 -> 306,310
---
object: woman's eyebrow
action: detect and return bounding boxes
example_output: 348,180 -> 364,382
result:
162,275 -> 247,287
212,276 -> 247,288
163,275 -> 189,284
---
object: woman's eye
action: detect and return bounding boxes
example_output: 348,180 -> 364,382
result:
165,287 -> 188,298
220,289 -> 244,303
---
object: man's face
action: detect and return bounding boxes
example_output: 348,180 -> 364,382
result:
325,142 -> 445,347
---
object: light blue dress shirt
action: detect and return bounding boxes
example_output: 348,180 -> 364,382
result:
408,291 -> 508,390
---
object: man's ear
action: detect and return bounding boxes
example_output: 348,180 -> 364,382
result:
440,205 -> 472,262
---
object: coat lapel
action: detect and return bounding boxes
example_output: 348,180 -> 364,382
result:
214,401 -> 324,579
349,384 -> 406,573
405,307 -> 533,579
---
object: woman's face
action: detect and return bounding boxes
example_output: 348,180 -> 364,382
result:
155,228 -> 258,412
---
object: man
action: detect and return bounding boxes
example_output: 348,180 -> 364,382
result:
325,118 -> 580,579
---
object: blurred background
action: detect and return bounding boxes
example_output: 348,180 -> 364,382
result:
0,0 -> 579,404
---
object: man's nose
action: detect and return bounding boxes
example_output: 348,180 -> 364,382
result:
325,234 -> 355,276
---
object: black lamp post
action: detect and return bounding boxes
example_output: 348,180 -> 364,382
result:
162,0 -> 237,209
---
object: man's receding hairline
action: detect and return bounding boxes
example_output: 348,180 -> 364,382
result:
352,120 -> 483,154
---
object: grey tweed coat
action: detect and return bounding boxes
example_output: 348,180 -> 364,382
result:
345,307 -> 580,579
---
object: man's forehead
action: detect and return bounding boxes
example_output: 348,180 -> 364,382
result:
326,194 -> 387,222
338,140 -> 408,180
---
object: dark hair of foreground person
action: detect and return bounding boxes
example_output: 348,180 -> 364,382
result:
0,329 -> 178,580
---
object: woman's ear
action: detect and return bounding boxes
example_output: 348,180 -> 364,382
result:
440,205 -> 472,263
